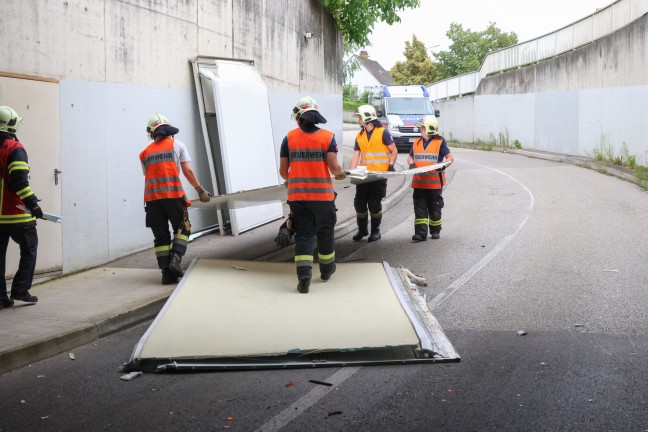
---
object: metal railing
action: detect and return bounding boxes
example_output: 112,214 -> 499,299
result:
427,0 -> 648,100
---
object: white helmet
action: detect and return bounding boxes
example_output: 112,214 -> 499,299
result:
146,113 -> 171,138
353,105 -> 378,123
416,115 -> 439,137
0,106 -> 21,134
291,96 -> 319,119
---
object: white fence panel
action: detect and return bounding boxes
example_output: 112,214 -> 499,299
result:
427,0 -> 648,100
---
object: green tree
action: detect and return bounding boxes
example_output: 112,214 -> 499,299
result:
390,35 -> 438,85
320,0 -> 420,51
434,23 -> 518,80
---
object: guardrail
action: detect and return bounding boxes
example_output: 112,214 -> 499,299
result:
427,0 -> 648,100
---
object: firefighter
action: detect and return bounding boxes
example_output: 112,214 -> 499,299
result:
0,106 -> 42,308
139,114 -> 211,285
279,97 -> 345,293
348,104 -> 398,242
407,115 -> 454,242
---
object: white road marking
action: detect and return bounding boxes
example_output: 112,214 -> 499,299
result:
428,158 -> 535,310
255,367 -> 361,432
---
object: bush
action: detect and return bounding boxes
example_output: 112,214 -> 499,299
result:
343,100 -> 362,111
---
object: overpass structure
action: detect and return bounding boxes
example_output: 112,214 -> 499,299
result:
429,0 -> 648,162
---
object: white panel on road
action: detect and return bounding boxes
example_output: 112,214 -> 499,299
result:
128,259 -> 459,371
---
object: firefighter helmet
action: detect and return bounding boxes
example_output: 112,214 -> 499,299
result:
291,96 -> 319,119
416,115 -> 439,137
353,105 -> 378,123
0,106 -> 22,134
146,113 -> 171,138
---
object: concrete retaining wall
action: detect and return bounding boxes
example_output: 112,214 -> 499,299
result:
0,0 -> 343,273
437,13 -> 648,164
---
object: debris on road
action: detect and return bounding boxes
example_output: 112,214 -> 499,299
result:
517,330 -> 527,336
120,371 -> 143,381
309,379 -> 333,387
68,353 -> 76,361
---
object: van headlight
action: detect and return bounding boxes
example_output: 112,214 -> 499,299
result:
388,124 -> 399,131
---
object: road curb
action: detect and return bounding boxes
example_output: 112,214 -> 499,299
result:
0,295 -> 170,375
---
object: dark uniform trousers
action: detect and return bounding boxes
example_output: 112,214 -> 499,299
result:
354,179 -> 387,231
0,222 -> 38,300
145,198 -> 190,269
289,200 -> 337,279
413,188 -> 444,237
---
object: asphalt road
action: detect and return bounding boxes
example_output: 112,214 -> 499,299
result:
1,133 -> 647,432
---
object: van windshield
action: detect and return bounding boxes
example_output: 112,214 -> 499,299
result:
385,97 -> 434,115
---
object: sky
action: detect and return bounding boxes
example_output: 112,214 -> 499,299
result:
364,0 -> 612,71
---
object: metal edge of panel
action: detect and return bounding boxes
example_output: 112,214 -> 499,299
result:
190,59 -> 226,235
152,357 -> 451,372
124,258 -> 202,371
382,263 -> 436,356
387,264 -> 460,361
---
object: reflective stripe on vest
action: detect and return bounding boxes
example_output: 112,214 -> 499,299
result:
357,127 -> 390,171
0,138 -> 36,224
287,128 -> 335,201
140,137 -> 186,202
411,137 -> 445,189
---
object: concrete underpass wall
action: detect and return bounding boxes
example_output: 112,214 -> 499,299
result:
437,13 -> 648,164
0,0 -> 342,273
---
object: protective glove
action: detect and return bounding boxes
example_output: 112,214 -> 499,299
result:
334,172 -> 346,180
436,165 -> 447,172
409,163 -> 416,170
195,185 -> 211,203
28,204 -> 43,219
388,164 -> 395,172
274,215 -> 294,247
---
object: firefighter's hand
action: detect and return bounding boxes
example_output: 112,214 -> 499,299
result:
335,172 -> 346,180
274,220 -> 294,248
28,204 -> 43,219
435,165 -> 446,172
195,185 -> 211,202
388,164 -> 395,172
409,163 -> 416,170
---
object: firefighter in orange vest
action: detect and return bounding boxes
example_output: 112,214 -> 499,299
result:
140,114 -> 211,285
0,106 -> 42,308
407,115 -> 454,242
279,97 -> 346,294
348,105 -> 398,242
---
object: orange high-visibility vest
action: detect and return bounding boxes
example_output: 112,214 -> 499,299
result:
357,127 -> 390,172
0,138 -> 36,224
139,137 -> 187,203
411,137 -> 445,189
287,128 -> 335,201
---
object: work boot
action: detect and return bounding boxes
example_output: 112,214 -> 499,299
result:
352,217 -> 369,241
168,252 -> 184,278
321,263 -> 336,281
0,298 -> 14,309
297,277 -> 311,293
412,233 -> 427,242
10,293 -> 38,303
161,269 -> 178,285
430,232 -> 440,240
368,217 -> 382,242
